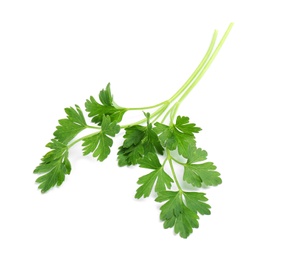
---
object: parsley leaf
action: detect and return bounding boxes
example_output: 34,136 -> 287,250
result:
154,115 -> 200,158
175,116 -> 202,134
184,146 -> 222,187
156,191 -> 210,238
135,153 -> 174,199
85,83 -> 127,125
117,113 -> 163,166
82,115 -> 120,161
53,105 -> 87,145
187,147 -> 208,163
34,139 -> 71,193
183,192 -> 211,215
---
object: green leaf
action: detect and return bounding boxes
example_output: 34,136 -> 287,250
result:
34,139 -> 71,193
175,116 -> 202,134
174,206 -> 199,238
154,115 -> 200,158
184,146 -> 222,187
99,82 -> 113,106
173,131 -> 196,159
122,125 -> 146,148
117,113 -> 164,166
101,114 -> 121,136
138,151 -> 162,169
135,153 -> 173,199
183,192 -> 211,215
153,123 -> 176,150
85,83 -> 127,125
156,191 -> 199,238
117,126 -> 144,166
156,191 -> 211,238
82,115 -> 120,161
184,162 -> 222,187
143,113 -> 164,155
187,147 -> 208,163
117,144 -> 144,166
53,105 -> 87,145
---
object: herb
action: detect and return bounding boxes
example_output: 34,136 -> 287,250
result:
34,23 -> 233,238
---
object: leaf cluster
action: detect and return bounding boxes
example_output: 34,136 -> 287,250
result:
34,84 -> 222,238
127,117 -> 221,238
33,105 -> 87,193
33,22 -> 234,238
34,84 -> 121,192
117,113 -> 163,166
85,83 -> 126,124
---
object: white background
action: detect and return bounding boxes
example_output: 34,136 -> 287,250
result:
1,0 -> 288,259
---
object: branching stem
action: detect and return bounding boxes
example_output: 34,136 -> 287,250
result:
67,23 -> 233,149
167,149 -> 183,192
67,131 -> 99,149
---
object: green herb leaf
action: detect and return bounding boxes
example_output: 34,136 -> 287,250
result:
154,115 -> 200,158
156,190 -> 210,238
34,139 -> 71,193
183,192 -> 211,215
82,115 -> 120,161
135,153 -> 173,199
175,116 -> 202,134
99,82 -> 113,106
184,162 -> 222,187
184,146 -> 222,187
85,83 -> 127,124
187,147 -> 208,163
53,105 -> 87,145
117,113 -> 163,166
156,191 -> 198,238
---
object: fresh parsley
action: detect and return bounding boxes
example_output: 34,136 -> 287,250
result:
34,23 -> 233,238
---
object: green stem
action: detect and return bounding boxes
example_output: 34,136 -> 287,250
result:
150,103 -> 170,124
126,101 -> 167,111
172,23 -> 234,117
167,149 -> 183,191
120,102 -> 169,128
160,107 -> 172,124
86,125 -> 101,130
87,24 -> 233,131
118,24 -> 234,128
162,157 -> 168,167
67,131 -> 99,149
167,30 -> 218,104
171,156 -> 186,166
169,103 -> 180,125
117,29 -> 219,127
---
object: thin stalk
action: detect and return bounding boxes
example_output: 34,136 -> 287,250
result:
175,23 -> 234,110
160,106 -> 172,124
171,156 -> 186,166
167,30 -> 218,104
67,131 -> 99,149
162,157 -> 168,167
150,103 -> 170,124
115,29 -> 218,119
167,150 -> 183,191
120,102 -> 169,128
126,101 -> 167,111
169,103 -> 180,125
155,29 -> 218,125
86,125 -> 101,130
106,24 -> 233,128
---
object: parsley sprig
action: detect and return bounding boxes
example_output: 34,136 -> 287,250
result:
34,23 -> 233,238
